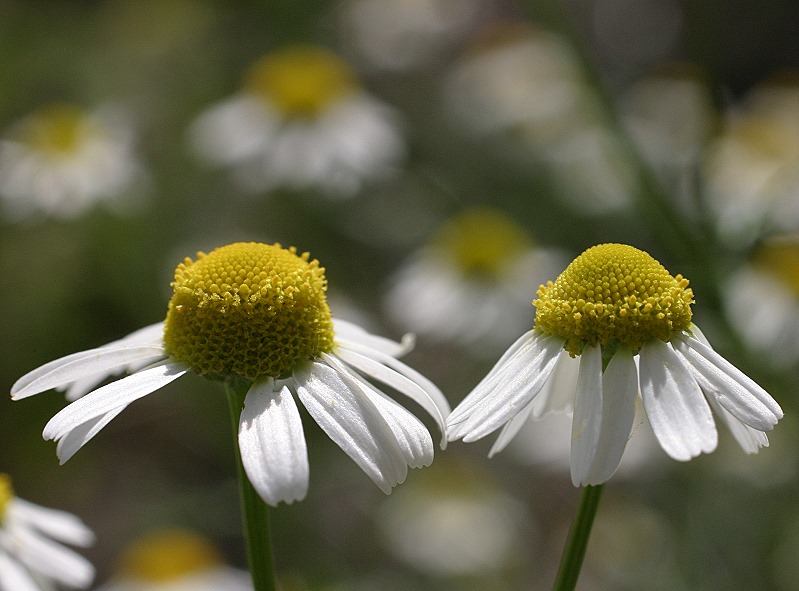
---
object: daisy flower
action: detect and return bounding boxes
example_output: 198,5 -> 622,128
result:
384,206 -> 567,353
97,529 -> 251,591
0,474 -> 95,591
447,243 -> 783,486
189,45 -> 405,197
12,242 -> 449,507
0,103 -> 142,220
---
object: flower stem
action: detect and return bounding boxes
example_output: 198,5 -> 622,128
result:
225,380 -> 277,591
552,484 -> 604,591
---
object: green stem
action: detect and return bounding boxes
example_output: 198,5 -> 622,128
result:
225,380 -> 277,591
552,484 -> 604,591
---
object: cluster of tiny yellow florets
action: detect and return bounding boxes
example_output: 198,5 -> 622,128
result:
534,244 -> 694,356
0,474 -> 13,524
117,530 -> 221,582
163,242 -> 335,381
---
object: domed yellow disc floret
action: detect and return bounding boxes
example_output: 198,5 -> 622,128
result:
117,529 -> 221,582
0,474 -> 13,524
245,46 -> 358,118
163,242 -> 335,381
432,207 -> 533,278
534,244 -> 693,356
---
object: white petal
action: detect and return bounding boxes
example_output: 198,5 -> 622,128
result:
704,393 -> 769,453
333,318 -> 415,357
639,339 -> 717,461
42,362 -> 188,444
331,346 -> 450,447
11,345 -> 168,400
10,499 -> 94,546
55,407 -> 128,464
0,552 -> 41,591
294,361 -> 407,493
529,350 -> 580,417
13,528 -> 95,588
570,345 -> 603,486
674,332 -> 782,429
487,398 -> 536,458
238,381 -> 309,507
585,350 -> 638,484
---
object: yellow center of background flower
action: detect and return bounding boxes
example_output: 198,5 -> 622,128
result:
753,238 -> 799,296
19,104 -> 94,155
163,242 -> 335,381
117,529 -> 221,582
245,46 -> 358,118
534,244 -> 693,355
432,207 -> 533,278
0,474 -> 13,524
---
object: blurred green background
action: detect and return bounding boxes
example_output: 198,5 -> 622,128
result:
2,0 -> 799,589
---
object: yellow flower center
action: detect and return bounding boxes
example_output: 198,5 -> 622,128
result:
432,207 -> 533,278
753,238 -> 799,296
534,244 -> 693,356
245,46 -> 358,118
0,474 -> 13,524
18,104 -> 94,155
163,242 -> 335,381
117,529 -> 221,582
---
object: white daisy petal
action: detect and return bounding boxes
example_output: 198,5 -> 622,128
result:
570,344 -> 603,486
0,552 -> 41,591
529,347 -> 580,417
674,332 -> 782,429
333,318 -> 414,357
10,499 -> 94,547
294,361 -> 407,493
704,393 -> 769,453
13,528 -> 94,588
42,361 -> 188,444
11,345 -> 168,400
639,339 -> 717,461
238,381 -> 309,507
488,397 -> 536,458
55,406 -> 129,464
586,349 -> 638,484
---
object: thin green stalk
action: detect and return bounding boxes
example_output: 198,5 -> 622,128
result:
553,484 -> 604,591
225,380 -> 277,591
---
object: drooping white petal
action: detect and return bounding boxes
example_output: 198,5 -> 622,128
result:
12,527 -> 95,588
639,339 -> 717,461
11,345 -> 168,400
452,334 -> 563,443
238,381 -> 309,507
10,499 -> 94,546
332,346 -> 450,447
294,361 -> 407,493
56,407 -> 128,464
570,345 -> 603,486
488,397 -> 536,458
673,332 -> 782,430
0,552 -> 41,591
585,350 -> 639,484
704,392 -> 769,453
333,318 -> 415,357
42,361 -> 188,444
529,349 -> 580,418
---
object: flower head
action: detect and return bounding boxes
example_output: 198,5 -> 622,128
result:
190,46 -> 404,196
12,242 -> 449,506
0,474 -> 95,590
448,243 -> 783,486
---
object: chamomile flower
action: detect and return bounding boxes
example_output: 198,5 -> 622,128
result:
0,104 -> 142,220
98,529 -> 251,591
447,243 -> 783,486
190,46 -> 405,197
12,242 -> 449,506
0,474 -> 95,590
384,207 -> 566,352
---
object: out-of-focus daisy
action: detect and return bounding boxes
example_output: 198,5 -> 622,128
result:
443,24 -> 633,213
724,235 -> 799,367
97,529 -> 251,591
12,242 -> 449,507
0,473 -> 95,590
384,206 -> 567,353
338,0 -> 480,71
448,243 -> 783,486
190,46 -> 405,197
0,103 -> 142,220
704,75 -> 799,245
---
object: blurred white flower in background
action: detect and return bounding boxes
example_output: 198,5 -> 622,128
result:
0,103 -> 143,220
97,529 -> 251,591
383,206 -> 568,354
338,0 -> 481,71
189,45 -> 405,198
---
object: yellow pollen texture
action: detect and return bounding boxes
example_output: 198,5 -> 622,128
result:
163,242 -> 335,381
534,244 -> 693,355
0,474 -> 12,524
20,104 -> 92,155
433,207 -> 533,278
117,530 -> 221,582
245,46 -> 358,118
